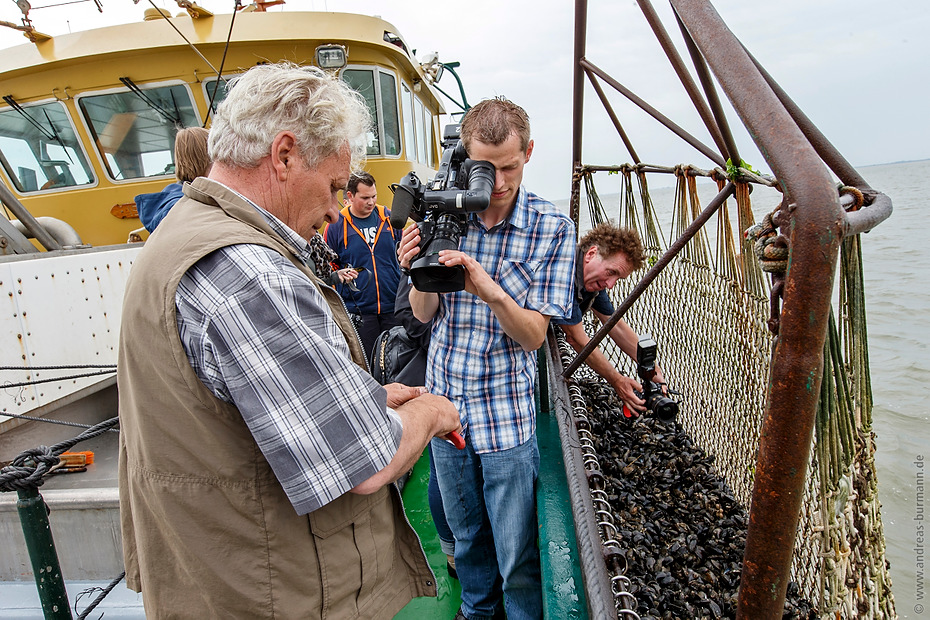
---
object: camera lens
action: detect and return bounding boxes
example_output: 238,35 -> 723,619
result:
646,393 -> 678,423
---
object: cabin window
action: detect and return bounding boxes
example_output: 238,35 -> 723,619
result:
414,96 -> 428,166
425,111 -> 436,166
400,83 -> 437,166
342,67 -> 401,158
78,84 -> 200,181
401,83 -> 417,162
202,77 -> 235,117
379,72 -> 401,156
0,101 -> 95,193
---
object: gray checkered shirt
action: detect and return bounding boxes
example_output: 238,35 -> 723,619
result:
175,201 -> 401,515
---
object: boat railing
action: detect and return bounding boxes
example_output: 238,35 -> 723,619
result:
565,1 -> 894,617
0,415 -> 122,619
0,183 -> 64,253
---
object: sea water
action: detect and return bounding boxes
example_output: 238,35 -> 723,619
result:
556,159 -> 929,616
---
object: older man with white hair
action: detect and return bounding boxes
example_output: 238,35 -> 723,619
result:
118,62 -> 460,618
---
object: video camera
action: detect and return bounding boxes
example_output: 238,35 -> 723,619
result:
389,124 -> 495,293
634,334 -> 678,423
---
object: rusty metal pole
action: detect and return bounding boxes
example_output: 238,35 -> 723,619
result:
673,10 -> 742,166
669,2 -> 845,618
584,69 -> 641,164
634,0 -> 730,161
580,59 -> 726,168
743,49 -> 870,191
570,0 -> 588,234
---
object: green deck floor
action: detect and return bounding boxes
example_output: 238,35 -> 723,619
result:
395,449 -> 462,619
394,411 -> 589,619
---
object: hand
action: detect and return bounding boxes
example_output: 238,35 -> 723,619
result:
384,383 -> 427,408
610,375 -> 646,414
397,225 -> 421,270
417,392 -> 462,439
653,364 -> 668,395
397,391 -> 461,438
436,250 -> 499,301
336,268 -> 358,284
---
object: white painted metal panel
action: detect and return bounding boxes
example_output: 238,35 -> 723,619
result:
0,246 -> 142,421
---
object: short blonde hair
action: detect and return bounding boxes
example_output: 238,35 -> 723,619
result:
460,97 -> 531,153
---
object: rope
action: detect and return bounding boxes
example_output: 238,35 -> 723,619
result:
75,572 -> 126,620
0,417 -> 119,493
0,410 -> 120,432
744,209 -> 789,274
1,363 -> 117,388
2,369 -> 115,388
0,364 -> 116,370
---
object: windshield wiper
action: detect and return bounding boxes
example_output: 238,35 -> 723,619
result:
118,77 -> 181,125
2,95 -> 72,162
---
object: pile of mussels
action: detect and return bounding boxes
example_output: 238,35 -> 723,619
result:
577,377 -> 817,619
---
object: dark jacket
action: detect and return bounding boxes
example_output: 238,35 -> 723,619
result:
324,205 -> 401,315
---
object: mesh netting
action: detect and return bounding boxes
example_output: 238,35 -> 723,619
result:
571,165 -> 896,617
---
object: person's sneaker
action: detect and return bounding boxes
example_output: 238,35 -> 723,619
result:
453,607 -> 468,620
446,554 -> 458,580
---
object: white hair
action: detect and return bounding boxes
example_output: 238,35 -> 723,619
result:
208,62 -> 370,170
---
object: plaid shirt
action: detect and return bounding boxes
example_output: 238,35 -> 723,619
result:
425,187 -> 575,453
175,198 -> 401,515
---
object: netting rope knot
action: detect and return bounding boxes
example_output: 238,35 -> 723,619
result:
745,210 -> 789,274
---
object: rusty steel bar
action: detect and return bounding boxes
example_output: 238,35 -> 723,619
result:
634,0 -> 730,161
584,69 -> 641,163
580,58 -> 726,169
844,191 -> 892,237
743,47 -> 870,191
563,181 -> 735,378
744,44 -> 892,236
670,2 -> 845,618
570,0 -> 589,230
673,8 -> 742,167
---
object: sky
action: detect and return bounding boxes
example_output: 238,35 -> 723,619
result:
1,0 -> 927,200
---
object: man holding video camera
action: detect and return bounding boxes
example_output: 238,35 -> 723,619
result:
398,98 -> 576,620
553,222 -> 665,414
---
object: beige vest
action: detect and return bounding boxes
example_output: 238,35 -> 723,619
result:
117,178 -> 434,619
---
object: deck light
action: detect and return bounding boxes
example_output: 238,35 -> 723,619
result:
420,52 -> 444,83
315,44 -> 347,70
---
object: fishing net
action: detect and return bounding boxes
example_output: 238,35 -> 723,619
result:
569,166 -> 896,617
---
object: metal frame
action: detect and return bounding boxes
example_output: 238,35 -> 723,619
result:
566,1 -> 893,617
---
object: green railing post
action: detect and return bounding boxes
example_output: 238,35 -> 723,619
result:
17,486 -> 72,619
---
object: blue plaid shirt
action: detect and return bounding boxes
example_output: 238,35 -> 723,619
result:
175,195 -> 401,515
425,187 -> 575,453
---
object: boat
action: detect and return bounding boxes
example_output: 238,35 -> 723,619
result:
0,2 -> 480,617
0,1 -> 449,248
1,0 -> 899,618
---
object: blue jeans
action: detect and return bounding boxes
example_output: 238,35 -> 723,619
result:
431,434 -> 541,620
428,446 -> 455,555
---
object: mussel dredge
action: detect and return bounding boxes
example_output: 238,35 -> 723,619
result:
1,0 -> 897,618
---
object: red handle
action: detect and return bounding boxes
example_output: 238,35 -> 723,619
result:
447,431 -> 465,450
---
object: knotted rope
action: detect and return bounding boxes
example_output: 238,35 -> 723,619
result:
0,417 -> 119,493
